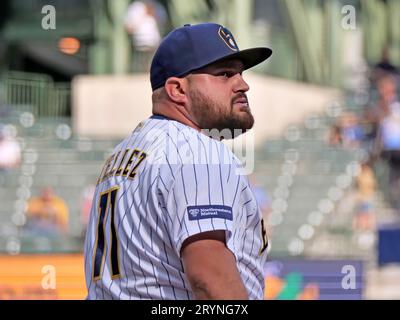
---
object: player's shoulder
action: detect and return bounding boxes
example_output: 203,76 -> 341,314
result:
116,116 -> 239,171
163,123 -> 237,168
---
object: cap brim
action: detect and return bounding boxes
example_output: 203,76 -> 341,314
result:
217,47 -> 273,70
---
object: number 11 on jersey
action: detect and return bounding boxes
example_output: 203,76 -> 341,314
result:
92,186 -> 121,281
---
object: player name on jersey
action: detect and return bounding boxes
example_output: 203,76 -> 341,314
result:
96,148 -> 147,185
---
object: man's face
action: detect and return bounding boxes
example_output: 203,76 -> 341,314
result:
186,59 -> 253,138
378,76 -> 396,102
41,188 -> 54,202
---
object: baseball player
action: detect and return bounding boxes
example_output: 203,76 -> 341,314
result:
84,22 -> 272,299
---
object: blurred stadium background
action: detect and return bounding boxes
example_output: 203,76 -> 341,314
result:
1,0 -> 400,300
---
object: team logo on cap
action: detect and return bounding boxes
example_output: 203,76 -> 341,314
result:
218,26 -> 239,51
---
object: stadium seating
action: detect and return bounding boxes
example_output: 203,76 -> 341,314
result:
0,86 -> 396,261
253,93 -> 382,259
0,110 -> 120,253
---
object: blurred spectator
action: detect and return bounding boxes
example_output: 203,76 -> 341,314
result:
340,112 -> 365,148
25,187 -> 69,236
353,162 -> 377,231
377,108 -> 400,217
0,127 -> 21,171
148,0 -> 168,35
80,184 -> 95,237
329,112 -> 365,149
365,75 -> 400,217
377,74 -> 399,115
364,75 -> 399,157
124,0 -> 164,72
371,47 -> 399,84
328,123 -> 343,146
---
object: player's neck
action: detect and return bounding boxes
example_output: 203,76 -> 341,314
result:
152,104 -> 202,132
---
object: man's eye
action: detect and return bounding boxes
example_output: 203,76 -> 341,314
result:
218,72 -> 233,78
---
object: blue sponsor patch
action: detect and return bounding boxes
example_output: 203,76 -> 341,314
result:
187,205 -> 233,221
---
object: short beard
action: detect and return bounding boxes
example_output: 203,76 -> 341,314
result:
188,88 -> 254,139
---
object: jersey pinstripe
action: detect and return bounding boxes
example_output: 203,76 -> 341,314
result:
84,115 -> 268,299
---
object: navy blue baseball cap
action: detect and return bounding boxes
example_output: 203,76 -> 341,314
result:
150,23 -> 272,91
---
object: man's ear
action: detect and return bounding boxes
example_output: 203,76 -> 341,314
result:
164,77 -> 188,105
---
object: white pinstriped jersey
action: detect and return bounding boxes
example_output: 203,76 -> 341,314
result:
84,115 -> 268,300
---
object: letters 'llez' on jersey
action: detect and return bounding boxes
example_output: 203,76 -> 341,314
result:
84,115 -> 268,299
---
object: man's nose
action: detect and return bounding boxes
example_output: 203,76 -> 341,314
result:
233,73 -> 250,93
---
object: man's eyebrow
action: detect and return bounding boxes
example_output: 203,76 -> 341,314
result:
190,62 -> 243,75
211,64 -> 243,71
214,60 -> 245,70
